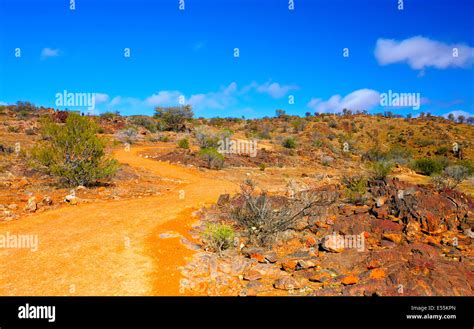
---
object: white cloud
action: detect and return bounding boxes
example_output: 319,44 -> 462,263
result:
307,89 -> 380,113
256,81 -> 298,98
94,93 -> 109,104
41,47 -> 60,59
375,36 -> 474,70
0,101 -> 7,106
145,91 -> 182,106
442,110 -> 473,119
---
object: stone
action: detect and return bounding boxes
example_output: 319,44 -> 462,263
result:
281,260 -> 298,272
217,194 -> 230,207
264,252 -> 278,263
250,253 -> 266,263
309,271 -> 332,283
274,277 -> 302,290
382,233 -> 403,245
243,269 -> 262,281
341,275 -> 359,285
369,268 -> 386,280
321,234 -> 344,253
305,236 -> 317,248
65,194 -> 78,205
7,204 -> 18,210
41,196 -> 53,206
24,197 -> 37,212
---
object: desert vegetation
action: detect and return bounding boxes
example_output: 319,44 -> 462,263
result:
0,102 -> 473,297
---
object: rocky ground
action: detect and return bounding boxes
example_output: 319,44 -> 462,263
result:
179,178 -> 474,296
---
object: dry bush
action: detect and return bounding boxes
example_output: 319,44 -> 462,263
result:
230,179 -> 337,247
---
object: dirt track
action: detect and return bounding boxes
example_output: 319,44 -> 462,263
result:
0,146 -> 237,296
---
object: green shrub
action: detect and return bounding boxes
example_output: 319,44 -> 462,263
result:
199,147 -> 224,169
129,116 -> 157,133
282,137 -> 296,149
342,175 -> 368,204
431,165 -> 472,191
411,158 -> 444,176
370,161 -> 394,180
177,138 -> 189,149
32,113 -> 118,186
259,163 -> 266,171
153,105 -> 193,132
158,135 -> 170,142
386,145 -> 412,164
454,160 -> 474,175
202,223 -> 235,255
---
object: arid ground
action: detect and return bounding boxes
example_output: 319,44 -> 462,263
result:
0,106 -> 473,296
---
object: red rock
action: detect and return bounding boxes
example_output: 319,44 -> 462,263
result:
281,260 -> 298,272
250,253 -> 266,263
341,275 -> 359,285
273,277 -> 301,290
243,269 -> 262,281
382,233 -> 403,244
369,268 -> 386,280
309,271 -> 332,283
305,236 -> 317,248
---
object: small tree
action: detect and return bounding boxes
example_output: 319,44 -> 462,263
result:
275,109 -> 286,118
370,161 -> 394,180
201,223 -> 235,255
199,147 -> 224,169
32,113 -> 118,186
282,137 -> 296,149
447,113 -> 455,121
458,115 -> 466,124
431,165 -> 471,191
153,105 -> 193,132
177,137 -> 189,149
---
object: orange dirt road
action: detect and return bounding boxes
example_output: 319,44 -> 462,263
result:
0,146 -> 238,296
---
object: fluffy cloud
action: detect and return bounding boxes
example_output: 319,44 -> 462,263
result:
307,89 -> 380,113
375,36 -> 474,70
442,110 -> 473,119
94,93 -> 110,104
145,91 -> 182,106
41,48 -> 60,59
255,81 -> 298,98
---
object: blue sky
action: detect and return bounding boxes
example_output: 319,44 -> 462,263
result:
0,0 -> 473,118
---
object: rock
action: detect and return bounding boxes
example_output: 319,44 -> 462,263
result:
375,196 -> 387,208
41,196 -> 53,206
309,271 -> 332,283
249,253 -> 266,263
65,194 -> 78,205
264,252 -> 278,263
243,269 -> 262,281
369,268 -> 386,280
305,236 -> 317,248
24,197 -> 37,212
382,233 -> 403,245
372,205 -> 389,219
341,275 -> 359,285
321,234 -> 344,253
281,260 -> 298,272
7,204 -> 18,210
76,185 -> 86,190
405,220 -> 421,241
18,177 -> 29,188
217,194 -> 230,207
274,277 -> 302,290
